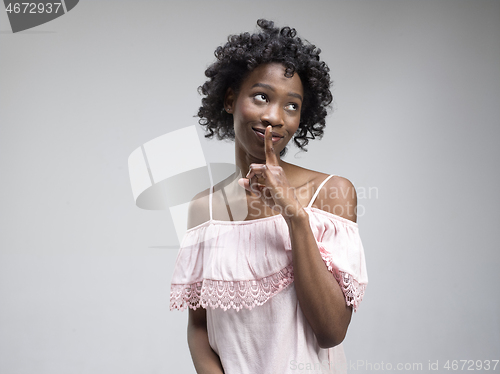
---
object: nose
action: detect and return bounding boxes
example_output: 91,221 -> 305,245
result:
260,103 -> 283,127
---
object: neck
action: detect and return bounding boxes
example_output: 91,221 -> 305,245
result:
234,140 -> 287,177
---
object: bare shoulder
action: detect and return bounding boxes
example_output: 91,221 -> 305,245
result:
187,188 -> 211,229
311,173 -> 358,223
283,162 -> 324,187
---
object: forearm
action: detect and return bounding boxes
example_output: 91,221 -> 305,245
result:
187,319 -> 224,374
287,209 -> 352,348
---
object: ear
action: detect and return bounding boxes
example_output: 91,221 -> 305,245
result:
224,88 -> 235,114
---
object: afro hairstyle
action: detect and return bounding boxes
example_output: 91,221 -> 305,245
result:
197,19 -> 333,155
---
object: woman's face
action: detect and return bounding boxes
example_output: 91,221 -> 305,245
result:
225,63 -> 304,160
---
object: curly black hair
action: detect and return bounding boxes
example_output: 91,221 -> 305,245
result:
197,19 -> 333,156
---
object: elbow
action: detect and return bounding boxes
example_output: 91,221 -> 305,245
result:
316,327 -> 348,349
318,336 -> 345,349
316,304 -> 353,348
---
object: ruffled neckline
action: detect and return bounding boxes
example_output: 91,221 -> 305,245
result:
186,206 -> 358,233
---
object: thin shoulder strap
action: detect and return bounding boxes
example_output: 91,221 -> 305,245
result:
307,174 -> 336,208
209,185 -> 214,221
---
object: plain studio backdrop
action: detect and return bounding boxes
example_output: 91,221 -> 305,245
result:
1,1 -> 499,373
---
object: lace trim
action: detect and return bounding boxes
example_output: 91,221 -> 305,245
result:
170,248 -> 366,312
318,244 -> 366,312
170,265 -> 294,312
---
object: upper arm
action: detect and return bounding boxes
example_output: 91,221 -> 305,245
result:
315,175 -> 358,223
188,307 -> 207,329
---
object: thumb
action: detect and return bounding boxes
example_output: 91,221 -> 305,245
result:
238,178 -> 250,191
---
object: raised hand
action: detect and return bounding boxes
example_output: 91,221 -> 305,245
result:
238,126 -> 303,220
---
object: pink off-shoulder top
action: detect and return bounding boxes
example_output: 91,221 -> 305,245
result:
170,175 -> 368,374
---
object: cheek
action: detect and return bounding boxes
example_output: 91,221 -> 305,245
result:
233,101 -> 259,135
288,118 -> 301,137
236,99 -> 257,120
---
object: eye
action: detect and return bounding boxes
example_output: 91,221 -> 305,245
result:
253,93 -> 268,103
286,103 -> 299,111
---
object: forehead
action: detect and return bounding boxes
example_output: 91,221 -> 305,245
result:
240,63 -> 303,96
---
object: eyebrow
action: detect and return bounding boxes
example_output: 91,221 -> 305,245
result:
251,83 -> 303,102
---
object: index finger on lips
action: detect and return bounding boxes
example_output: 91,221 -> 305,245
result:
265,125 -> 279,166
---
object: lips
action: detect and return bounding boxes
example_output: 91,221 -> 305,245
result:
252,127 -> 284,143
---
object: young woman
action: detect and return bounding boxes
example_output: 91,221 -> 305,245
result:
170,19 -> 368,374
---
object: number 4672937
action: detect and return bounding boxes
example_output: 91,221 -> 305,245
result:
5,3 -> 62,14
444,360 -> 498,371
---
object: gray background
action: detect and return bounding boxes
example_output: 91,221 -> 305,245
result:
1,0 -> 499,373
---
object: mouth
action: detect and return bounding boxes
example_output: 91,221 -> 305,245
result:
252,127 -> 284,143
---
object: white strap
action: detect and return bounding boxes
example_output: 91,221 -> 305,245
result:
307,174 -> 335,208
209,185 -> 214,221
